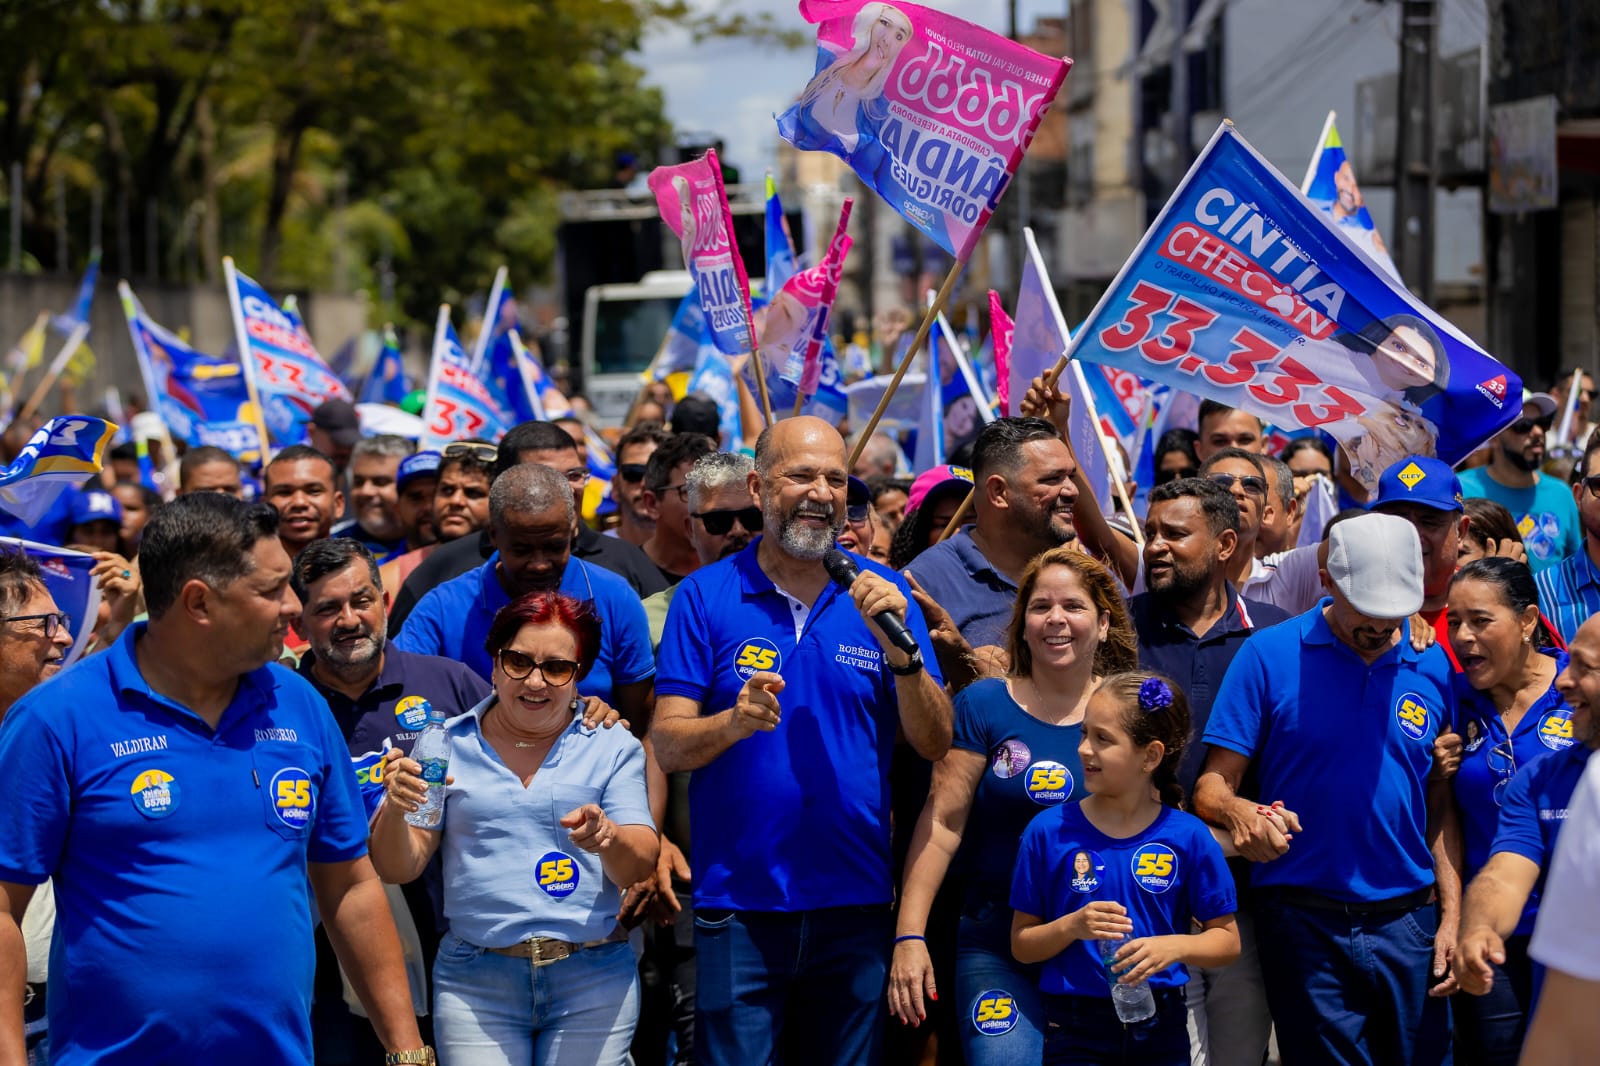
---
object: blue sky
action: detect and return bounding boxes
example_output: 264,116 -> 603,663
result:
638,0 -> 1070,177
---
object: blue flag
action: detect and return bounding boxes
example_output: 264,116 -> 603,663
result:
223,258 -> 352,446
0,416 -> 118,525
420,306 -> 512,450
361,326 -> 408,405
765,175 -> 798,294
686,348 -> 741,450
1301,112 -> 1399,280
3,538 -> 100,667
913,327 -> 946,472
52,252 -> 100,336
650,289 -> 709,382
120,281 -> 267,466
1069,122 -> 1521,493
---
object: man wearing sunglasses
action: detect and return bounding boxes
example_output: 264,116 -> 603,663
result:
608,424 -> 669,548
0,494 -> 430,1065
1459,392 -> 1580,573
1201,448 -> 1325,615
653,416 -> 951,1066
640,433 -> 717,585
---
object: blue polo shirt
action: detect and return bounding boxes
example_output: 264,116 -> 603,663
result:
0,623 -> 368,1064
1010,803 -> 1235,997
1129,587 -> 1290,797
1452,649 -> 1575,903
1535,545 -> 1600,647
655,541 -> 943,912
296,647 -> 490,817
1491,742 -> 1593,936
434,695 -> 654,947
1204,601 -> 1455,901
393,554 -> 655,699
950,678 -> 1088,909
905,528 -> 1017,649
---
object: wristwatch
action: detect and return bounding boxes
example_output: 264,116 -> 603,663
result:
385,1049 -> 436,1065
887,650 -> 924,676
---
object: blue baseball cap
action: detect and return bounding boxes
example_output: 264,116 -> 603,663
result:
396,450 -> 441,490
69,487 -> 123,527
1370,456 -> 1464,513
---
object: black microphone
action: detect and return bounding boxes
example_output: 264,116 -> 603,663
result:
823,549 -> 921,658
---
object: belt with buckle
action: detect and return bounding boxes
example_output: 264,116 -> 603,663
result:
486,927 -> 627,966
1266,884 -> 1435,916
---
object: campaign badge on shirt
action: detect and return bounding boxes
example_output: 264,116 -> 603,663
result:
1536,710 -> 1576,752
130,768 -> 180,819
733,638 -> 782,682
536,851 -> 580,899
1394,692 -> 1432,742
1462,718 -> 1485,753
269,767 -> 316,830
970,989 -> 1018,1037
395,695 -> 430,732
1024,760 -> 1073,805
1131,843 -> 1178,894
1068,849 -> 1106,894
991,740 -> 1031,779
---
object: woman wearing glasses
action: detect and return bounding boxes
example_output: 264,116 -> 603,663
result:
370,591 -> 658,1065
1445,557 -> 1576,1063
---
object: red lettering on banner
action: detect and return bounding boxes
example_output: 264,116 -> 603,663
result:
246,318 -> 319,359
1159,224 -> 1337,341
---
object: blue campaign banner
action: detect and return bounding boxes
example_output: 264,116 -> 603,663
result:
651,288 -> 707,381
2,538 -> 101,667
0,416 -> 118,526
361,327 -> 408,406
765,175 -> 798,294
1069,123 -> 1521,492
420,309 -> 512,451
1301,113 -> 1398,280
686,346 -> 741,449
120,282 -> 266,465
52,252 -> 100,336
224,259 -> 352,446
741,292 -> 849,419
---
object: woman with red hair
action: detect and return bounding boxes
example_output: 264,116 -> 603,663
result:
371,591 -> 658,1064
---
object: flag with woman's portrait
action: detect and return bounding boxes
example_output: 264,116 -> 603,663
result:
648,149 -> 756,358
776,0 -> 1070,261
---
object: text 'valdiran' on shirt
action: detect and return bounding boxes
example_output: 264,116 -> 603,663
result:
0,623 -> 369,1065
950,677 -> 1088,909
1010,802 -> 1235,997
1203,600 -> 1455,901
392,553 -> 656,698
654,542 -> 943,913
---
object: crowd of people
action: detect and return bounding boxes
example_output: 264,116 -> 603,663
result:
0,367 -> 1599,1066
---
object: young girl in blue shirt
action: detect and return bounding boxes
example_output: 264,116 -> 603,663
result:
1010,672 -> 1241,1065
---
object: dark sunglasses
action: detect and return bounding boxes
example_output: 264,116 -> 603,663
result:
1487,738 -> 1517,807
443,441 -> 499,464
497,650 -> 580,686
1582,475 -> 1600,499
0,611 -> 69,639
1206,472 -> 1267,498
617,463 -> 648,483
1509,416 -> 1552,435
693,506 -> 763,536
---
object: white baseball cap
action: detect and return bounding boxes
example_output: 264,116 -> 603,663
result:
1326,512 -> 1423,618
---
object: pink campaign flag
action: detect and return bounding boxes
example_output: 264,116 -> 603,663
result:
776,0 -> 1070,262
761,199 -> 855,403
988,290 -> 1014,415
647,149 -> 756,357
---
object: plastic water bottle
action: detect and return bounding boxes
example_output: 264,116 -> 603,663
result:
1097,933 -> 1156,1023
404,701 -> 449,828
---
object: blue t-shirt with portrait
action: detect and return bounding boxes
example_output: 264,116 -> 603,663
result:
951,677 -> 1087,908
1489,741 -> 1593,937
1451,649 -> 1575,910
1457,468 -> 1582,573
1011,802 -> 1235,997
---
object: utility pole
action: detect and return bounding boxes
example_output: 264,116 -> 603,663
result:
1393,0 -> 1436,301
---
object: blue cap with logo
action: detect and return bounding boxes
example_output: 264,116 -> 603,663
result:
1370,455 -> 1464,513
396,450 -> 441,490
69,487 -> 123,526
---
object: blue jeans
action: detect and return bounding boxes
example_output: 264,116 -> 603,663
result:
432,933 -> 638,1065
955,901 -> 1045,1066
1041,988 -> 1190,1066
1453,933 -> 1533,1066
694,904 -> 892,1065
1254,894 -> 1451,1066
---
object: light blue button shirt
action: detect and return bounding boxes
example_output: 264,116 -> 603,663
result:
434,694 -> 654,947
